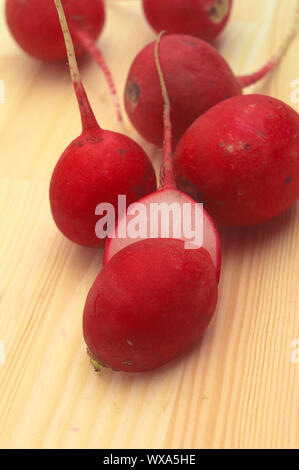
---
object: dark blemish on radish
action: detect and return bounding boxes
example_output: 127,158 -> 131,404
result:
71,140 -> 84,147
244,144 -> 251,150
69,13 -> 85,25
209,7 -> 217,17
178,179 -> 199,200
181,39 -> 202,53
211,199 -> 225,206
127,81 -> 140,105
85,136 -> 102,143
220,141 -> 226,147
285,176 -> 291,184
119,149 -> 125,155
182,39 -> 196,47
210,80 -> 216,86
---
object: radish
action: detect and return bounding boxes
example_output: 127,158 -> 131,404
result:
125,10 -> 299,147
5,0 -> 122,121
49,0 -> 156,247
143,0 -> 233,42
174,94 -> 299,227
105,32 -> 221,281
83,238 -> 218,372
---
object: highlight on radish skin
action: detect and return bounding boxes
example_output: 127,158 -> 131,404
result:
125,8 -> 299,147
84,238 -> 218,372
5,0 -> 122,122
105,32 -> 221,281
143,0 -> 233,42
174,94 -> 299,227
49,0 -> 156,247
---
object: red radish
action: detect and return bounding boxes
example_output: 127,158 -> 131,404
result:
83,238 -> 218,372
5,0 -> 122,121
105,33 -> 221,281
49,0 -> 156,247
143,0 -> 233,42
174,94 -> 299,227
125,10 -> 299,147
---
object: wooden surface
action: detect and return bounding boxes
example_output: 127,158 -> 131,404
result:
0,0 -> 298,449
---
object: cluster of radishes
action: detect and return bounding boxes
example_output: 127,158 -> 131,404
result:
6,0 -> 299,373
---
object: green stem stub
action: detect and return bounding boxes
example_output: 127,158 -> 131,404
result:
87,348 -> 106,372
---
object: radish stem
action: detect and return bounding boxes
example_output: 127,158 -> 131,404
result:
75,29 -> 123,123
54,0 -> 99,131
154,31 -> 175,189
238,0 -> 299,87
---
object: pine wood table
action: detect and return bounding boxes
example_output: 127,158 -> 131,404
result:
0,0 -> 298,449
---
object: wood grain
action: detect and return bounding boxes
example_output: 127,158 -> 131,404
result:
0,0 -> 298,449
